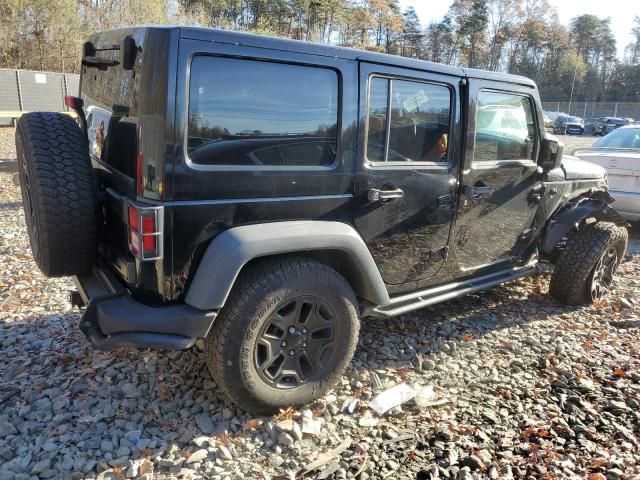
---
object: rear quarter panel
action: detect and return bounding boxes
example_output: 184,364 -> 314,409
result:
168,37 -> 359,300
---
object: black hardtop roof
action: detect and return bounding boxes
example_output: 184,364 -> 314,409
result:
94,26 -> 536,88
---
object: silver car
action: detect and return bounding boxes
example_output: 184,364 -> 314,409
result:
574,125 -> 640,221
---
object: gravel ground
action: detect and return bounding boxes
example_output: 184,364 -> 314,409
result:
1,125 -> 640,480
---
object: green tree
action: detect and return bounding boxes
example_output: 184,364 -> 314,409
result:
424,17 -> 455,64
400,6 -> 422,58
449,0 -> 489,68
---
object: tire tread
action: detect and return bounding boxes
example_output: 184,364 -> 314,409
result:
15,112 -> 97,277
549,221 -> 628,305
205,257 -> 359,414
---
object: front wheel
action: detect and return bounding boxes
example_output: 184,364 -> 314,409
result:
549,221 -> 628,305
204,257 -> 360,415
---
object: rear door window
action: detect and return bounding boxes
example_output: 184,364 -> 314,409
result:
187,56 -> 339,168
365,77 -> 452,163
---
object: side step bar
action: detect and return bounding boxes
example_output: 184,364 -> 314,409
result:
368,262 -> 537,318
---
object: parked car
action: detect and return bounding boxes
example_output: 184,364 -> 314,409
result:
574,125 -> 640,221
553,114 -> 585,135
14,26 -> 628,414
542,112 -> 554,132
592,117 -> 629,136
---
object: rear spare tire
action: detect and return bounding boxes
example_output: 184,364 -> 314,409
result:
15,112 -> 98,277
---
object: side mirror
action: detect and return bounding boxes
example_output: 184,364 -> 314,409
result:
540,135 -> 563,171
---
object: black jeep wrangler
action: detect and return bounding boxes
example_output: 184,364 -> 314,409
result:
15,26 -> 628,415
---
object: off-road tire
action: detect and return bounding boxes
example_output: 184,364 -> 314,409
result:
204,257 -> 360,415
15,112 -> 98,277
549,221 -> 628,305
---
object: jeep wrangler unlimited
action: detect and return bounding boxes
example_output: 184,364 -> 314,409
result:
15,26 -> 629,414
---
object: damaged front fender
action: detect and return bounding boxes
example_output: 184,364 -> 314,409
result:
540,197 -> 629,258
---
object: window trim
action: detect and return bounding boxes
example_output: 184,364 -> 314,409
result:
183,53 -> 343,172
364,73 -> 454,169
472,88 -> 540,167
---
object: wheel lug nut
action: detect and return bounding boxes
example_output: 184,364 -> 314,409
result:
288,350 -> 295,356
288,326 -> 296,334
301,342 -> 307,348
301,328 -> 307,334
281,341 -> 287,347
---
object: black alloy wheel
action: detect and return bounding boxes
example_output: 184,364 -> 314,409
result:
204,257 -> 360,415
255,295 -> 337,389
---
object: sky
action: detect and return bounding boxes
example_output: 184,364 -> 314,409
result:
398,0 -> 638,59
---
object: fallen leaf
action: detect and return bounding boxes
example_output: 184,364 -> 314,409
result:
244,418 -> 264,430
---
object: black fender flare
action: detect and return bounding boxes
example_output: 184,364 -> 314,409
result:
184,220 -> 390,310
540,197 -> 629,257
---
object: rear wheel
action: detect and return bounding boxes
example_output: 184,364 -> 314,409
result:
15,112 -> 98,277
549,221 -> 628,305
204,257 -> 360,415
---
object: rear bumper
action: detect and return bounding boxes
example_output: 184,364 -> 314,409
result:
610,190 -> 640,221
74,261 -> 217,350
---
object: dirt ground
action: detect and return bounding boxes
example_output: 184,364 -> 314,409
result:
559,134 -> 600,154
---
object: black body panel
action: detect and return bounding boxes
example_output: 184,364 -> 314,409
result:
353,62 -> 461,287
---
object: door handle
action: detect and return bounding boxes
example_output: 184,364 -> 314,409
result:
368,188 -> 404,202
465,185 -> 494,199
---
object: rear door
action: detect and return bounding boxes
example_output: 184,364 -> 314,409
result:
353,62 -> 460,286
453,80 -> 543,272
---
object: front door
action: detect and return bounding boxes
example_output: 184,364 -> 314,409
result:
353,62 -> 460,286
454,81 -> 544,271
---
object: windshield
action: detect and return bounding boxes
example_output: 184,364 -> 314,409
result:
594,128 -> 640,148
567,116 -> 582,123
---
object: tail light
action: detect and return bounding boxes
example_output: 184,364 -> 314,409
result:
127,203 -> 163,260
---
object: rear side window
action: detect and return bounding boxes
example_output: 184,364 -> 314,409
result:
474,91 -> 536,162
366,76 -> 451,163
187,56 -> 339,168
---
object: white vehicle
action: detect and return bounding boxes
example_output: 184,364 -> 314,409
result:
574,125 -> 640,221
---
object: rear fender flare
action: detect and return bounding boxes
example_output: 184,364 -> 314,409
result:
540,197 -> 629,257
184,220 -> 390,310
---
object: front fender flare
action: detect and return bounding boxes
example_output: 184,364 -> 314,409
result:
185,221 -> 390,310
540,198 -> 629,257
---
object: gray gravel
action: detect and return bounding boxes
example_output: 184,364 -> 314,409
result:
1,125 -> 640,479
560,134 -> 600,154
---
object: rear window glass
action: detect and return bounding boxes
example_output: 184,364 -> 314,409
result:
81,50 -> 139,179
188,56 -> 339,168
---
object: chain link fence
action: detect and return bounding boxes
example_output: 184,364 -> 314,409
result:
0,69 -> 80,126
541,101 -> 640,121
